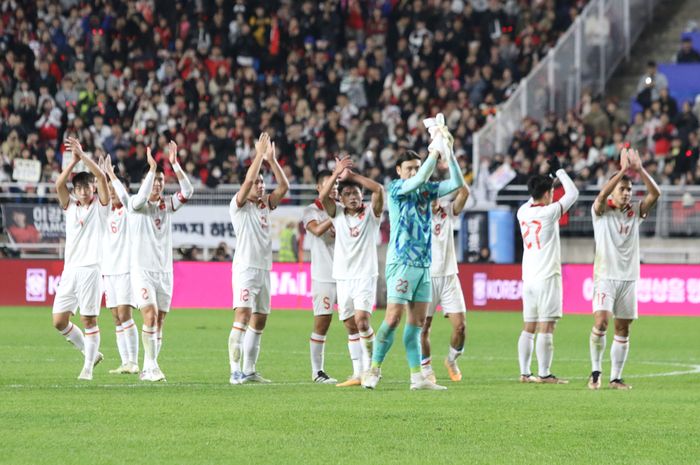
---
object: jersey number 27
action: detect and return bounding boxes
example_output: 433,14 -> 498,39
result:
520,220 -> 542,250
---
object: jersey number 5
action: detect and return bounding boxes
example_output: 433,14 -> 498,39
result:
520,220 -> 542,250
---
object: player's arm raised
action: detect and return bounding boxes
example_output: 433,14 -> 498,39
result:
629,148 -> 661,217
235,132 -> 268,208
437,133 -> 466,197
320,157 -> 353,218
104,153 -> 131,207
548,155 -> 579,214
399,150 -> 439,194
55,142 -> 81,209
593,147 -> 629,216
452,184 -> 470,215
167,140 -> 194,211
67,137 -> 109,206
343,169 -> 385,218
264,141 -> 289,210
131,146 -> 157,211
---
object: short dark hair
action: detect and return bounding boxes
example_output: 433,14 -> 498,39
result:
396,150 -> 421,168
142,162 -> 164,179
609,171 -> 632,184
315,169 -> 332,184
527,175 -> 554,200
241,165 -> 264,181
338,181 -> 362,195
72,171 -> 95,187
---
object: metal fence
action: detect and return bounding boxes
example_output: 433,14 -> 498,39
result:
473,0 -> 662,177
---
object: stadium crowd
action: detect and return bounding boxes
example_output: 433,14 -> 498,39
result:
0,0 -> 590,189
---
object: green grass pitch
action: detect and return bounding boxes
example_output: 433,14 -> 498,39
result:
1,307 -> 699,465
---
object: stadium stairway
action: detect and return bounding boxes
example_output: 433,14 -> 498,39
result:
606,0 -> 700,113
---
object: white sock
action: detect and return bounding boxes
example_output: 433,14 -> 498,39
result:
228,322 -> 246,373
536,333 -> 554,378
610,335 -> 630,381
155,328 -> 163,359
590,327 -> 606,373
448,346 -> 464,363
310,332 -> 326,376
347,334 -> 362,378
359,328 -> 375,372
60,322 -> 85,353
421,356 -> 433,376
115,325 -> 128,365
242,327 -> 263,375
517,331 -> 535,375
122,319 -> 139,365
83,326 -> 100,370
142,325 -> 158,371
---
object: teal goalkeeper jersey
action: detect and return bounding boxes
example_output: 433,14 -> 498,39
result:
386,179 -> 440,268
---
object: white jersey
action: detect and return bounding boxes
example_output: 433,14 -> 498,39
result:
302,199 -> 335,283
230,193 -> 272,271
516,200 -> 563,282
332,204 -> 380,280
593,200 -> 643,281
431,200 -> 458,277
102,203 -> 130,275
63,195 -> 110,270
129,194 -> 183,272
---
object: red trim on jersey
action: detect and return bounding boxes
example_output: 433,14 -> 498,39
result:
606,199 -> 617,209
530,203 -> 545,207
313,199 -> 324,210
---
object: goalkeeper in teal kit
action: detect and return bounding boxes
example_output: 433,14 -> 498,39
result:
362,114 -> 466,390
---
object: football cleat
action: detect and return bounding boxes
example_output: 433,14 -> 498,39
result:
92,352 -> 104,368
361,367 -> 381,389
410,377 -> 447,391
109,364 -> 130,374
150,367 -> 166,382
313,371 -> 338,384
241,372 -> 271,384
335,376 -> 361,387
77,368 -> 93,380
229,370 -> 244,385
587,371 -> 602,390
422,366 -> 437,384
519,374 -> 538,383
536,374 -> 569,384
609,379 -> 632,390
444,358 -> 462,382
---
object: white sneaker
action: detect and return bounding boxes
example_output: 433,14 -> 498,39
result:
313,371 -> 338,384
362,367 -> 381,389
410,377 -> 447,391
78,367 -> 93,380
92,352 -> 104,368
241,372 -> 271,384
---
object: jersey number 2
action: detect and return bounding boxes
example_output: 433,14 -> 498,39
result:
521,220 -> 542,250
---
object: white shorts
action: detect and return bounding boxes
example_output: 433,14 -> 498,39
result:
428,275 -> 467,317
522,275 -> 562,323
103,273 -> 135,308
312,280 -> 337,317
336,277 -> 376,321
592,279 -> 638,320
52,266 -> 102,317
232,267 -> 271,315
132,269 -> 173,313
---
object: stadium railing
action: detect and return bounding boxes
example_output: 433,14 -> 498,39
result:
473,0 -> 663,184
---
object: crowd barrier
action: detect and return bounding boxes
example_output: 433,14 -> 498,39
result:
2,261 -> 698,317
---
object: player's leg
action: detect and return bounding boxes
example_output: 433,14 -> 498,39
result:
52,269 -> 85,355
533,277 -> 566,384
589,279 -> 614,389
610,318 -> 633,389
336,315 -> 362,387
310,280 -> 335,383
134,270 -> 161,380
519,282 -> 538,382
420,316 -> 435,382
118,304 -> 139,373
153,272 -> 173,359
156,310 -> 167,359
241,270 -> 271,383
370,264 -> 408,374
229,268 -> 257,382
407,298 -> 446,390
442,275 -> 467,382
76,267 -> 104,380
108,306 -> 128,373
351,277 -> 377,374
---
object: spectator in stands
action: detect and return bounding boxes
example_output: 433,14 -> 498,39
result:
676,37 -> 700,63
212,242 -> 233,262
636,60 -> 669,109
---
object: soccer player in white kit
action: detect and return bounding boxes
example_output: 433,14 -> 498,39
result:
130,141 -> 193,382
228,133 -> 289,385
302,170 -> 345,384
319,157 -> 384,383
588,148 -> 660,390
52,137 -> 110,380
420,184 -> 470,384
99,155 -> 139,375
516,156 -> 578,384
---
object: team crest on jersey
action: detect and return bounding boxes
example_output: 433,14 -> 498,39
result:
158,200 -> 166,210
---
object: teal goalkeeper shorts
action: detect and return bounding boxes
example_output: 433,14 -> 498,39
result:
386,263 -> 432,304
